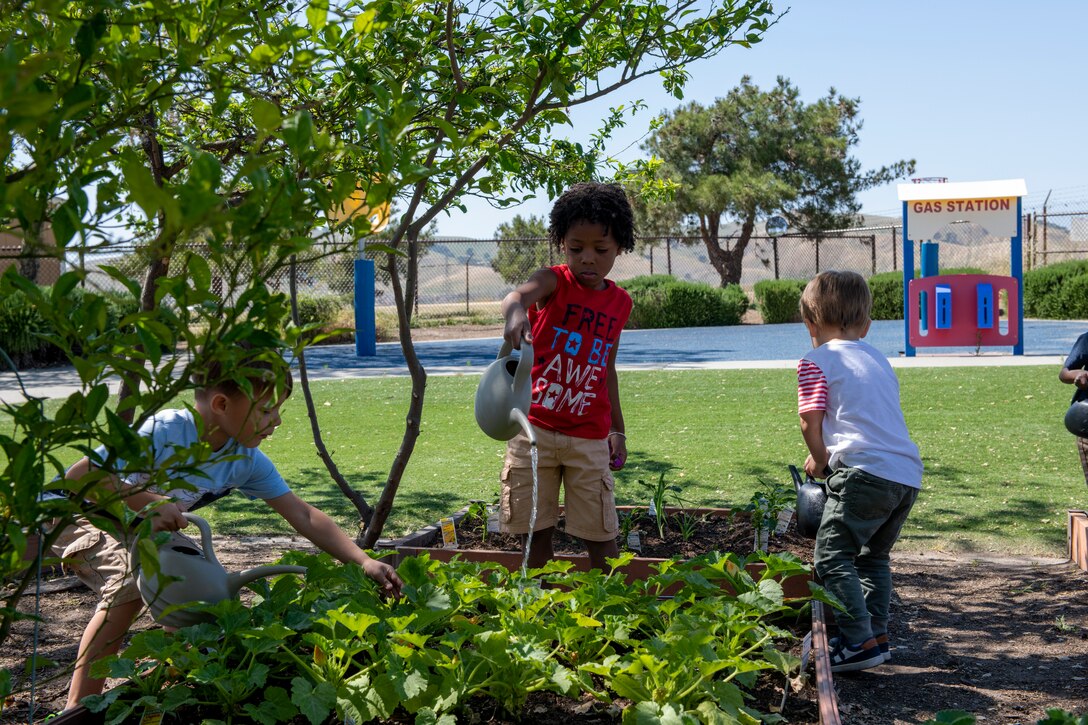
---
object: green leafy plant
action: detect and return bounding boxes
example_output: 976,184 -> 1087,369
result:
745,478 -> 795,549
84,551 -> 819,724
676,511 -> 700,542
464,500 -> 491,545
639,473 -> 682,539
619,507 -> 644,550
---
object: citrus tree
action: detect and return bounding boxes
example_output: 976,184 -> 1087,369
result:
0,0 -> 782,657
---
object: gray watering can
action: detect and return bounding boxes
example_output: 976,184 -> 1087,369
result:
132,512 -> 306,628
789,464 -> 828,540
474,339 -> 536,444
1065,399 -> 1088,438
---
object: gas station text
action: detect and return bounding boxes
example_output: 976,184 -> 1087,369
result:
912,198 -> 1012,214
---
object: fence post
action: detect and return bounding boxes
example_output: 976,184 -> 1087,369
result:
815,235 -> 820,274
892,226 -> 898,271
465,254 -> 471,314
870,234 -> 877,275
649,245 -> 654,275
772,238 -> 779,280
666,237 -> 672,275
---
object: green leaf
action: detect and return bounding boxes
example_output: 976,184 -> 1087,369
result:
120,151 -> 162,218
306,0 -> 328,32
291,677 -> 335,725
251,98 -> 282,134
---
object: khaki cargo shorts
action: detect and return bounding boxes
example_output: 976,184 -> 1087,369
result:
50,518 -> 143,613
500,428 -> 618,542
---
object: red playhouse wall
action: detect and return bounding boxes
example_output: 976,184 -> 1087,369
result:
907,273 -> 1019,348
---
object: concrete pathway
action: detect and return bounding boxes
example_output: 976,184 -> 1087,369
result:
1,319 -> 1080,403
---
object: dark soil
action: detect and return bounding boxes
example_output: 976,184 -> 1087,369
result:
450,508 -> 815,561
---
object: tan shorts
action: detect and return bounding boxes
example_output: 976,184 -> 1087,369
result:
500,429 -> 618,542
50,518 -> 143,613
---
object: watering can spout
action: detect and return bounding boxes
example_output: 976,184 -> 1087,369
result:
227,564 -> 308,597
510,407 -> 536,446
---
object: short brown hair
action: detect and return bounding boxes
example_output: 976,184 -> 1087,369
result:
799,271 -> 872,330
192,343 -> 293,402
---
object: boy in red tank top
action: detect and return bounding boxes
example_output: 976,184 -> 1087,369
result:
499,182 -> 635,570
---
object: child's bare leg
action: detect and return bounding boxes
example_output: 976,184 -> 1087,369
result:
519,527 -> 555,569
583,537 -> 619,572
66,598 -> 143,710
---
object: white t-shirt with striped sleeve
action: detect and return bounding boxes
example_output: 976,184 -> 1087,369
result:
797,339 -> 922,489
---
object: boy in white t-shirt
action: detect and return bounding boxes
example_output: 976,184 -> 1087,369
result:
49,347 -> 402,713
796,270 -> 923,673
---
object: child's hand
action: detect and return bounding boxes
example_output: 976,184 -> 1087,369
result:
150,502 -> 187,532
363,557 -> 403,599
608,432 -> 627,471
503,307 -> 533,349
1077,372 -> 1088,389
803,454 -> 829,480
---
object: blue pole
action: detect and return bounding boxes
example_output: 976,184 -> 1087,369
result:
902,201 -> 915,357
1012,197 -> 1024,355
354,258 -> 376,357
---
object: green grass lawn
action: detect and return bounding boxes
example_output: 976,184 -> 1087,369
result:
6,365 -> 1082,556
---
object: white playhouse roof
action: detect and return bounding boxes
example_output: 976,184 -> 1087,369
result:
897,179 -> 1027,201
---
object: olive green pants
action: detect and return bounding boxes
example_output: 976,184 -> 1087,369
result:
814,467 -> 918,645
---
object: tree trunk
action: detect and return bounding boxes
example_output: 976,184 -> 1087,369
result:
359,234 -> 426,548
699,213 -> 756,286
117,110 -> 171,424
289,257 -> 374,525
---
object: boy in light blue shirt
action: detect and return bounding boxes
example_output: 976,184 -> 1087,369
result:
50,348 -> 401,713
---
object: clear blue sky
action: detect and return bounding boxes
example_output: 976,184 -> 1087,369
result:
435,1 -> 1088,238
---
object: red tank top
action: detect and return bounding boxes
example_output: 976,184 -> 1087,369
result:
526,265 -> 632,439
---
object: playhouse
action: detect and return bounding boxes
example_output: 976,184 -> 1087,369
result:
897,179 -> 1027,356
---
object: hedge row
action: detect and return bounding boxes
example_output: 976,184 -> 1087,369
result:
0,286 -> 140,370
1023,259 -> 1088,320
622,275 -> 749,329
752,279 -> 807,324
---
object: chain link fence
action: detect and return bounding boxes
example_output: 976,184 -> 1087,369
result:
4,206 -> 1086,324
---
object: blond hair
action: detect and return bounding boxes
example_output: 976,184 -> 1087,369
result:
799,270 -> 872,330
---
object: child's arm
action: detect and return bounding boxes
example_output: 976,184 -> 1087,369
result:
1059,365 -> 1088,388
798,410 -> 830,479
606,339 -> 626,470
65,456 -> 188,532
501,268 -> 558,347
265,492 -> 402,597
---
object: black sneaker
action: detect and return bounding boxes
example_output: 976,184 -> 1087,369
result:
875,633 -> 891,662
828,636 -> 884,673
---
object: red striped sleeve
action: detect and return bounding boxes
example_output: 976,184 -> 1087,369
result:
797,358 -> 828,414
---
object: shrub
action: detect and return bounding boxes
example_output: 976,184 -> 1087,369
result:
1023,260 -> 1088,319
753,279 -> 807,324
1058,273 -> 1088,320
619,274 -> 675,293
0,285 -> 141,369
868,268 -> 987,321
0,289 -> 51,368
626,278 -> 748,329
295,294 -> 351,344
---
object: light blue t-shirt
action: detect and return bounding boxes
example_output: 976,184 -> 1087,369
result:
91,408 -> 290,511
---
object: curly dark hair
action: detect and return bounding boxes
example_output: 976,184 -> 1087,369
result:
548,182 -> 636,252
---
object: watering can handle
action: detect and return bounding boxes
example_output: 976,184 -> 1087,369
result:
181,513 -> 220,568
497,338 -> 534,390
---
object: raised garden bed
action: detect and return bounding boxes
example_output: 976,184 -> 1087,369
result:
378,504 -> 815,599
1069,509 -> 1088,573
